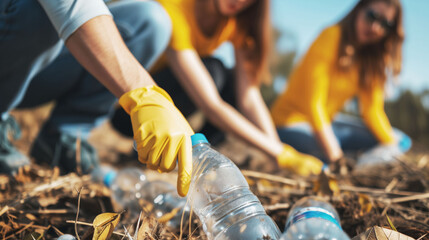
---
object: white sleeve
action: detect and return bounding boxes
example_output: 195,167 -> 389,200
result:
37,0 -> 112,41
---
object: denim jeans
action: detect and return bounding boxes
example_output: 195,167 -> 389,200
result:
0,0 -> 171,139
277,114 -> 412,162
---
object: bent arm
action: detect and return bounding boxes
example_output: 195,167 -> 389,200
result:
235,49 -> 280,141
166,49 -> 283,158
65,15 -> 155,97
39,0 -> 155,97
359,83 -> 396,144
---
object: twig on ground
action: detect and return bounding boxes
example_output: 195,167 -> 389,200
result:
75,187 -> 83,240
242,170 -> 310,187
387,192 -> 429,203
264,203 -> 291,211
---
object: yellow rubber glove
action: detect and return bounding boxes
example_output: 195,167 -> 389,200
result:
119,85 -> 194,197
277,144 -> 323,176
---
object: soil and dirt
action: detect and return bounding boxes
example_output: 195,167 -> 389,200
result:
1,104 -> 428,239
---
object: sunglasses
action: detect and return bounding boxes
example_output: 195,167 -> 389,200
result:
364,9 -> 394,32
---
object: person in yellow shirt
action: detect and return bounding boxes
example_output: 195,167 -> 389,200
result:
111,0 -> 323,176
271,0 -> 411,164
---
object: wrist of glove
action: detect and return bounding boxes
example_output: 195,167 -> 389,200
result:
276,145 -> 323,177
119,85 -> 194,197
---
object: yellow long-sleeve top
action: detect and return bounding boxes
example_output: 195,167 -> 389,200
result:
270,25 -> 395,143
151,0 -> 242,72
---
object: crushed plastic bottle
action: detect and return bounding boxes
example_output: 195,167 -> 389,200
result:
280,196 -> 350,240
187,133 -> 281,240
140,180 -> 189,228
91,166 -> 187,227
91,166 -> 148,222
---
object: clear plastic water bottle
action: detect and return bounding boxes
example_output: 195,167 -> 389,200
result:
188,133 -> 281,240
91,166 -> 187,227
56,234 -> 77,240
355,130 -> 411,169
91,166 -> 148,222
280,196 -> 350,240
355,144 -> 403,169
140,180 -> 189,228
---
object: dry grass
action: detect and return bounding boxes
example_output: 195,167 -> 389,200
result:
1,106 -> 428,239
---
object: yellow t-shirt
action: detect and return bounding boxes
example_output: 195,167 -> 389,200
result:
151,0 -> 241,72
270,25 -> 395,143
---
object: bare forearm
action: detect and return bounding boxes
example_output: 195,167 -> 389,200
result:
239,87 -> 280,141
167,49 -> 282,158
314,125 -> 343,162
65,15 -> 154,97
205,99 -> 283,157
234,49 -> 279,141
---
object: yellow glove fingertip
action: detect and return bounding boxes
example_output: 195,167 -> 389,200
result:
177,172 -> 191,197
177,136 -> 192,197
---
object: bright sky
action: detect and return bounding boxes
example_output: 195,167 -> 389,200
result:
214,0 -> 429,92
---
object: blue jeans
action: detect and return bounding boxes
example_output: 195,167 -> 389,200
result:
277,114 -> 412,162
0,0 -> 171,139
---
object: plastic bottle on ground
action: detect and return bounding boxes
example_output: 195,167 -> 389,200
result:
56,234 -> 77,240
355,144 -> 403,169
280,196 -> 350,240
91,166 -> 148,222
91,166 -> 188,227
187,133 -> 281,240
139,180 -> 189,228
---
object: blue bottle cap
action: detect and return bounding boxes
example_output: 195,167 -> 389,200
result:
191,133 -> 209,146
322,164 -> 329,171
103,171 -> 117,187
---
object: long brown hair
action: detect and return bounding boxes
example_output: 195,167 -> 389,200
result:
338,0 -> 404,89
235,0 -> 271,84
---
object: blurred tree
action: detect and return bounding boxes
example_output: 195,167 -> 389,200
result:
385,90 -> 429,144
261,27 -> 297,107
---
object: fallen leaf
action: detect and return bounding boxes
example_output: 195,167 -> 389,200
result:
92,212 -> 121,240
358,194 -> 373,216
25,213 -> 37,221
351,226 -> 415,240
0,175 -> 10,190
157,207 -> 180,224
313,168 -> 340,197
38,196 -> 59,207
137,216 -> 159,240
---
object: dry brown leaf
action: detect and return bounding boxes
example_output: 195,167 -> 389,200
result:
137,216 -> 159,240
92,212 -> 121,240
313,169 -> 340,197
358,194 -> 373,216
259,179 -> 274,188
15,166 -> 32,183
25,213 -> 37,221
157,207 -> 180,224
38,196 -> 59,207
0,175 -> 10,190
351,226 -> 415,240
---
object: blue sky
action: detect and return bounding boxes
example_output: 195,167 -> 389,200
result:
215,0 -> 429,93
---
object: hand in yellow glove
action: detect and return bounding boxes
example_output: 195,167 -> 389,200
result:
277,144 -> 323,176
119,85 -> 194,197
